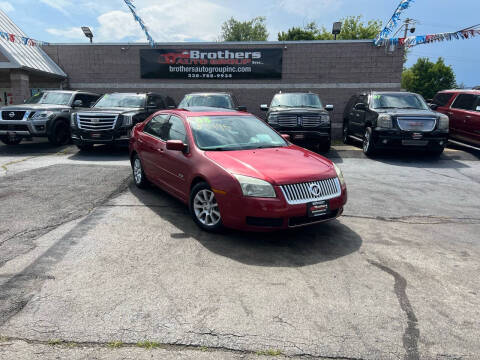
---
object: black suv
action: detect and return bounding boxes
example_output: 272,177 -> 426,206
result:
178,92 -> 246,111
343,91 -> 449,156
0,90 -> 100,146
260,92 -> 333,152
71,92 -> 175,150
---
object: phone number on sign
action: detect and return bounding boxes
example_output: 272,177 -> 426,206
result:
187,73 -> 234,79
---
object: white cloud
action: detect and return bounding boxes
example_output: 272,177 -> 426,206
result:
0,1 -> 14,12
40,0 -> 71,16
46,27 -> 86,41
279,0 -> 341,17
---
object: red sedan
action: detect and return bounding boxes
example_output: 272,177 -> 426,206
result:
129,109 -> 347,231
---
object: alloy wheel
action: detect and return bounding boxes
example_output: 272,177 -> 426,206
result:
363,129 -> 370,153
193,189 -> 221,226
133,158 -> 142,184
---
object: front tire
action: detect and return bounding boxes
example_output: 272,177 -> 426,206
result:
132,154 -> 149,189
363,127 -> 376,156
428,147 -> 445,157
0,135 -> 22,145
48,120 -> 70,146
76,143 -> 94,152
190,182 -> 222,232
317,140 -> 331,153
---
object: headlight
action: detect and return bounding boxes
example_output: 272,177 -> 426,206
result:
267,113 -> 278,125
233,174 -> 276,198
438,114 -> 449,130
122,114 -> 133,127
31,111 -> 54,121
377,114 -> 393,128
333,163 -> 345,186
320,115 -> 330,126
70,113 -> 77,128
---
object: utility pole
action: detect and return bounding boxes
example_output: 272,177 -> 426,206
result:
403,18 -> 411,38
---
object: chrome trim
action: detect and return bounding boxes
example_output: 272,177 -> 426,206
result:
0,130 -> 30,135
77,113 -> 118,131
396,116 -> 437,132
280,177 -> 341,205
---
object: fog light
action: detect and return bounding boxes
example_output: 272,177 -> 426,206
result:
383,139 -> 388,144
439,141 -> 444,146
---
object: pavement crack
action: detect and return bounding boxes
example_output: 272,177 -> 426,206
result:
343,214 -> 480,225
368,260 -> 419,360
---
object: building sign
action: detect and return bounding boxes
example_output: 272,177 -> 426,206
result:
140,48 -> 282,80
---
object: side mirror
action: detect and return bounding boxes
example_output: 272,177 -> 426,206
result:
429,104 -> 438,110
260,104 -> 269,111
281,134 -> 291,141
325,104 -> 334,112
236,105 -> 247,112
73,99 -> 83,107
354,103 -> 367,111
166,140 -> 186,152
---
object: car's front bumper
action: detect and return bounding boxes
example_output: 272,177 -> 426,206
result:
71,128 -> 130,146
0,119 -> 49,137
216,185 -> 347,231
372,128 -> 448,149
273,129 -> 331,144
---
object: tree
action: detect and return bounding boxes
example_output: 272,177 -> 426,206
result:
220,17 -> 268,42
278,16 -> 382,41
401,58 -> 456,99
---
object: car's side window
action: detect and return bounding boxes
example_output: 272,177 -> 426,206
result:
166,115 -> 187,143
474,96 -> 480,112
143,114 -> 170,140
432,93 -> 453,107
451,94 -> 476,111
73,94 -> 98,107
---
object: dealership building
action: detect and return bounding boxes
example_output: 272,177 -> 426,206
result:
0,11 -> 403,138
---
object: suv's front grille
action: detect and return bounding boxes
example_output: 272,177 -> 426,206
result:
77,113 -> 118,131
396,117 -> 437,132
302,114 -> 322,127
1,111 -> 26,120
277,114 -> 297,127
280,178 -> 341,205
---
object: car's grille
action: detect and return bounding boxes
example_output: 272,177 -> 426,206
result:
396,117 -> 437,132
280,177 -> 341,205
77,113 -> 118,131
1,111 -> 26,120
277,114 -> 297,127
277,114 -> 327,128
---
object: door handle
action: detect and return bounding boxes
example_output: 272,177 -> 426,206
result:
156,148 -> 164,153
465,115 -> 472,119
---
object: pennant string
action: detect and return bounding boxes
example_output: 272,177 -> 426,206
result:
123,0 -> 155,47
0,30 -> 49,47
374,0 -> 415,46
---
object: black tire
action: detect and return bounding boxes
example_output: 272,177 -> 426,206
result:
48,120 -> 70,146
76,143 -> 94,152
190,182 -> 223,232
362,127 -> 376,156
132,154 -> 149,189
317,140 -> 331,153
343,121 -> 352,144
0,135 -> 22,145
428,147 -> 445,157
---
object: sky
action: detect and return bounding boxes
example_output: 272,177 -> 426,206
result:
1,0 -> 479,87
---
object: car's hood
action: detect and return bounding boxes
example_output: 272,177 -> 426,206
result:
205,146 -> 336,185
376,108 -> 438,117
0,104 -> 71,111
269,106 -> 328,115
77,107 -> 140,115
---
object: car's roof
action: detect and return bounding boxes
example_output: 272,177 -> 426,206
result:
274,92 -> 317,95
438,89 -> 480,94
371,91 -> 419,95
179,106 -> 236,112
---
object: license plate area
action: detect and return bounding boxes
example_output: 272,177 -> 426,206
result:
294,134 -> 305,140
307,200 -> 329,217
402,140 -> 429,146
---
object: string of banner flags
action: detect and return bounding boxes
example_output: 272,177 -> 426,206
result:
0,31 -> 49,47
374,0 -> 480,48
123,0 -> 155,47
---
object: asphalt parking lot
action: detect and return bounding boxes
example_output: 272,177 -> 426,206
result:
0,140 -> 479,360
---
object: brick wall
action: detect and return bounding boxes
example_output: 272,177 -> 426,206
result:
43,41 -> 403,139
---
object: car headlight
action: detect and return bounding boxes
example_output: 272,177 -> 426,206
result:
70,113 -> 77,128
233,174 -> 276,198
333,163 -> 345,186
320,115 -> 330,126
122,114 -> 133,127
31,111 -> 54,121
267,113 -> 278,125
437,113 -> 449,130
377,114 -> 393,128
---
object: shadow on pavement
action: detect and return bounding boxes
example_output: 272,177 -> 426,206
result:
129,183 -> 362,267
67,145 -> 130,162
0,138 -> 69,156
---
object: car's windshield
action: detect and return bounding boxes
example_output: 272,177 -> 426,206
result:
94,94 -> 145,108
25,92 -> 72,105
371,93 -> 429,110
270,93 -> 323,108
180,95 -> 234,109
188,115 -> 287,151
